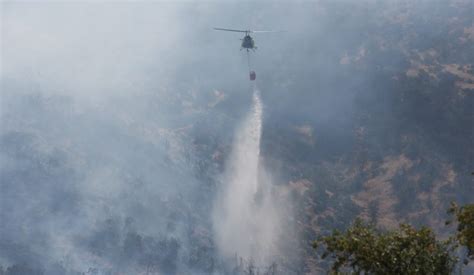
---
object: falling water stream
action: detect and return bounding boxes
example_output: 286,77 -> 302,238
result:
213,86 -> 281,268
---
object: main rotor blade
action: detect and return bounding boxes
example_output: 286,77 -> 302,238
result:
251,30 -> 286,33
214,27 -> 248,33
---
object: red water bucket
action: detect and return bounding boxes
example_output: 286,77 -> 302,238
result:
249,71 -> 256,81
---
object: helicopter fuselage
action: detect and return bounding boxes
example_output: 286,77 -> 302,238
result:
241,35 -> 255,50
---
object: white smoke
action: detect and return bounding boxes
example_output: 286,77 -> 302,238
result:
213,87 -> 283,266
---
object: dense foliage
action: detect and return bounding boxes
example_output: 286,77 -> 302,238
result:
447,202 -> 474,263
314,220 -> 457,274
315,203 -> 474,274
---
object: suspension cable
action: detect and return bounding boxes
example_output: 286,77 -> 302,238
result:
247,49 -> 251,72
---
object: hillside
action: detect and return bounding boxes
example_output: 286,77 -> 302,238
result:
1,1 -> 473,274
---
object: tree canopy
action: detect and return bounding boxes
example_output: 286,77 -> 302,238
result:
314,203 -> 474,274
447,202 -> 474,264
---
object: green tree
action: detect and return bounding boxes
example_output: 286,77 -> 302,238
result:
314,203 -> 474,274
313,219 -> 457,274
447,202 -> 474,264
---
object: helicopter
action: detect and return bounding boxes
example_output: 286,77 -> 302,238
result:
214,28 -> 282,80
213,28 -> 281,52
